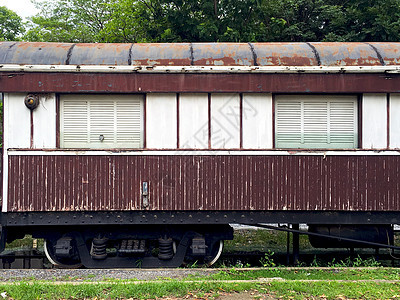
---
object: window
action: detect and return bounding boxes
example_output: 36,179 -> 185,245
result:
275,95 -> 358,149
60,94 -> 143,148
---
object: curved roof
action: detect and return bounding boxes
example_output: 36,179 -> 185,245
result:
0,41 -> 400,66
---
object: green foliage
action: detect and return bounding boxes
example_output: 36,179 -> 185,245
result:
328,255 -> 381,268
5,235 -> 44,250
260,250 -> 276,267
0,6 -> 24,41
22,0 -> 400,42
224,229 -> 310,253
25,0 -> 116,42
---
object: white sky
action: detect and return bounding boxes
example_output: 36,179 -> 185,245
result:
0,0 -> 42,19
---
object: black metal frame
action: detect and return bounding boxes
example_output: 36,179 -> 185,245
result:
3,210 -> 400,227
253,224 -> 399,251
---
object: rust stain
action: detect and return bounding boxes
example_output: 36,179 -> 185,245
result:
132,58 -> 191,66
194,56 -> 238,66
131,43 -> 191,66
71,43 -> 132,65
252,43 -> 317,66
369,42 -> 400,65
311,42 -> 382,66
1,42 -> 400,67
0,42 -> 72,65
192,43 -> 253,66
15,42 -> 73,51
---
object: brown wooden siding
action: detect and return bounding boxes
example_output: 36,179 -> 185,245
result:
7,155 -> 400,212
2,73 -> 400,94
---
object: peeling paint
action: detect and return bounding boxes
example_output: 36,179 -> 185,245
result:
2,42 -> 400,67
2,73 -> 400,93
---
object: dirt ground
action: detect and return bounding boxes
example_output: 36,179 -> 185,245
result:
216,291 -> 276,299
160,291 -> 277,300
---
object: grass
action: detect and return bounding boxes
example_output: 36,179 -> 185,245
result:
0,269 -> 400,299
223,228 -> 312,253
202,267 -> 400,281
0,281 -> 254,300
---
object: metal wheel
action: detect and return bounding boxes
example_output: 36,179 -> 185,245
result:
184,240 -> 224,267
205,240 -> 224,266
44,239 -> 82,269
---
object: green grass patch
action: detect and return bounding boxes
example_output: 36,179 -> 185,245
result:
224,229 -> 311,253
5,235 -> 44,251
0,281 -> 253,300
0,279 -> 399,300
266,281 -> 400,300
201,267 -> 400,281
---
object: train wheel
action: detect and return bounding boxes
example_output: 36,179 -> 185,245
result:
205,240 -> 224,266
44,239 -> 82,269
184,240 -> 224,267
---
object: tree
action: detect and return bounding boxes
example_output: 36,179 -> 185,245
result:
25,0 -> 115,42
23,0 -> 400,43
0,6 -> 24,41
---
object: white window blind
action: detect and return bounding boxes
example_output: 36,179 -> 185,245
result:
275,95 -> 358,149
60,94 -> 143,148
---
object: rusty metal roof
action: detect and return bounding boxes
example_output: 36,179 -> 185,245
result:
1,42 -> 400,66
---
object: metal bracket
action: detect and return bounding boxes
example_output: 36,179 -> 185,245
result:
142,182 -> 149,208
191,237 -> 207,255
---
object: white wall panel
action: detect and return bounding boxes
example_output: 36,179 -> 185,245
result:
211,93 -> 240,149
362,93 -> 387,149
146,93 -> 177,148
390,93 -> 400,148
179,93 -> 208,149
243,93 -> 272,149
5,93 -> 30,149
33,94 -> 56,148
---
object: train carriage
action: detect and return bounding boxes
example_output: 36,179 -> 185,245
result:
0,42 -> 400,267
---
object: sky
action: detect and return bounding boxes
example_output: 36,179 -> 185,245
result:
0,0 -> 42,19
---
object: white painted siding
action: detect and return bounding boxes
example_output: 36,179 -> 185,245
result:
390,93 -> 400,149
362,93 -> 387,149
211,93 -> 240,149
146,93 -> 177,148
5,93 -> 31,149
243,93 -> 272,149
33,94 -> 56,148
179,93 -> 208,149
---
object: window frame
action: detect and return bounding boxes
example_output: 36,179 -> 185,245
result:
59,94 -> 144,149
273,94 -> 360,150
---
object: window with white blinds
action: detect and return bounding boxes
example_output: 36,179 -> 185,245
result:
275,95 -> 358,149
60,94 -> 143,148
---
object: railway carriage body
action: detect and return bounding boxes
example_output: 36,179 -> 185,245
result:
0,42 -> 400,267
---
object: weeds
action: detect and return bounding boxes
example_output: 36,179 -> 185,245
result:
259,250 -> 276,267
327,255 -> 381,268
